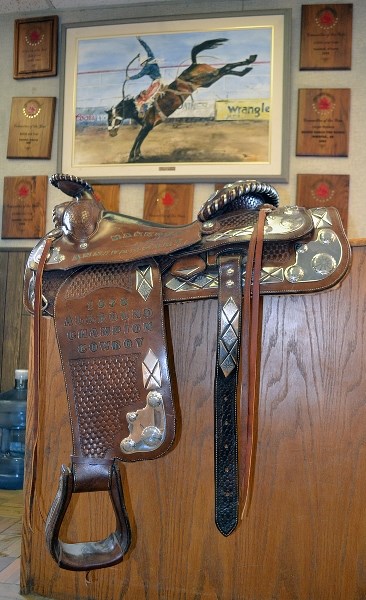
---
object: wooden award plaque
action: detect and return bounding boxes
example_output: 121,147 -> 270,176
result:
1,176 -> 47,239
13,16 -> 58,79
144,184 -> 193,225
300,4 -> 352,70
92,184 -> 120,212
296,88 -> 350,156
296,174 -> 349,231
7,97 -> 56,159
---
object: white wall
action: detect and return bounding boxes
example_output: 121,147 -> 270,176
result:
0,0 -> 364,248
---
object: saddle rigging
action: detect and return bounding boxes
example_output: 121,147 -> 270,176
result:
24,174 -> 351,570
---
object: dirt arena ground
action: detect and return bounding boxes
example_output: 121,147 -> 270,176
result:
74,120 -> 269,165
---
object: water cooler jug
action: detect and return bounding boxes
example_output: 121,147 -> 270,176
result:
0,369 -> 28,489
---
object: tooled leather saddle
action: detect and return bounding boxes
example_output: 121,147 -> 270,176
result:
24,174 -> 351,571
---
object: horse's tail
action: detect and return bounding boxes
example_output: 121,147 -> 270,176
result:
191,38 -> 228,63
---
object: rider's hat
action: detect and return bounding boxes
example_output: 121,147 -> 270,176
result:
139,53 -> 157,66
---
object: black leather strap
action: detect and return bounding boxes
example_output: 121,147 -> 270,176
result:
45,459 -> 131,571
214,255 -> 242,535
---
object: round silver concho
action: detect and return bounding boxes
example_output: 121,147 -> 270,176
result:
126,411 -> 138,423
120,438 -> 136,453
285,265 -> 305,283
318,229 -> 336,245
147,390 -> 162,408
140,426 -> 163,447
312,253 -> 337,276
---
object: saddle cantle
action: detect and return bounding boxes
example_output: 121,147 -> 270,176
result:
24,174 -> 351,570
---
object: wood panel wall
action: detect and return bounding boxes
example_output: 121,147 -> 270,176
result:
0,250 -> 30,393
20,245 -> 366,600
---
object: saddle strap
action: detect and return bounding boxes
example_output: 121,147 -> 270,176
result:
28,236 -> 53,528
215,255 -> 242,535
45,458 -> 131,571
214,208 -> 268,535
239,207 -> 268,514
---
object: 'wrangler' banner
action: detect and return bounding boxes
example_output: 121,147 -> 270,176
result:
215,99 -> 270,121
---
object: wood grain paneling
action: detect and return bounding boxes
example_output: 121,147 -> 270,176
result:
0,251 -> 30,393
20,246 -> 366,600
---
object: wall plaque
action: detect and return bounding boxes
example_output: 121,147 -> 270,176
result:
300,4 -> 352,70
296,88 -> 350,156
7,97 -> 56,159
296,174 -> 349,231
13,16 -> 58,79
144,184 -> 193,225
1,176 -> 47,239
92,184 -> 120,212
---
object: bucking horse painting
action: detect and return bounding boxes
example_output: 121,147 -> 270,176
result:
106,39 -> 257,163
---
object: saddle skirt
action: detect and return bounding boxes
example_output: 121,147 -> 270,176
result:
23,175 -> 351,571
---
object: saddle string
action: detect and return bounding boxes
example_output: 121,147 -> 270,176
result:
238,207 -> 269,517
28,236 -> 53,530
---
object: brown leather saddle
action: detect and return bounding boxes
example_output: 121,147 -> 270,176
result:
24,174 -> 351,571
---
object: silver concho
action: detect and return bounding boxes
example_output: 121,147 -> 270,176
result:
285,265 -> 305,283
311,253 -> 337,276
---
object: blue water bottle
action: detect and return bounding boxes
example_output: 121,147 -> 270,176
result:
0,369 -> 28,489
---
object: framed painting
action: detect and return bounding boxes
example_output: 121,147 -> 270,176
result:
59,10 -> 291,182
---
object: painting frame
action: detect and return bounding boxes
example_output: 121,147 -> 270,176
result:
59,10 -> 291,182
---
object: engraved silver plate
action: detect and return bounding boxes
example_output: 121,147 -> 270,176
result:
142,349 -> 162,390
165,272 -> 218,292
136,265 -> 153,301
219,297 -> 239,377
206,207 -> 307,242
259,266 -> 285,284
120,390 -> 166,453
285,228 -> 342,283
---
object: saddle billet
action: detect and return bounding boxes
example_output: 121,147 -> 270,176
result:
23,174 -> 351,571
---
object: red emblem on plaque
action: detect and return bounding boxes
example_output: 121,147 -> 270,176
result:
17,181 -> 32,201
312,93 -> 336,116
315,7 -> 338,30
25,27 -> 44,46
161,192 -> 175,206
311,180 -> 335,204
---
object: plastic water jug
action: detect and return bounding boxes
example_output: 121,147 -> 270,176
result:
0,369 -> 28,489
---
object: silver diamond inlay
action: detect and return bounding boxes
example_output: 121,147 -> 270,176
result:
219,297 -> 239,377
136,266 -> 153,301
142,349 -> 162,390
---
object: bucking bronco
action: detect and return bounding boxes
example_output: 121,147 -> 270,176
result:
106,38 -> 257,163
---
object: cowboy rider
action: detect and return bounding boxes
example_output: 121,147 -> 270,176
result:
128,37 -> 162,113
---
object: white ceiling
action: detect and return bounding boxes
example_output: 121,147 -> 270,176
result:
0,0 -> 174,15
